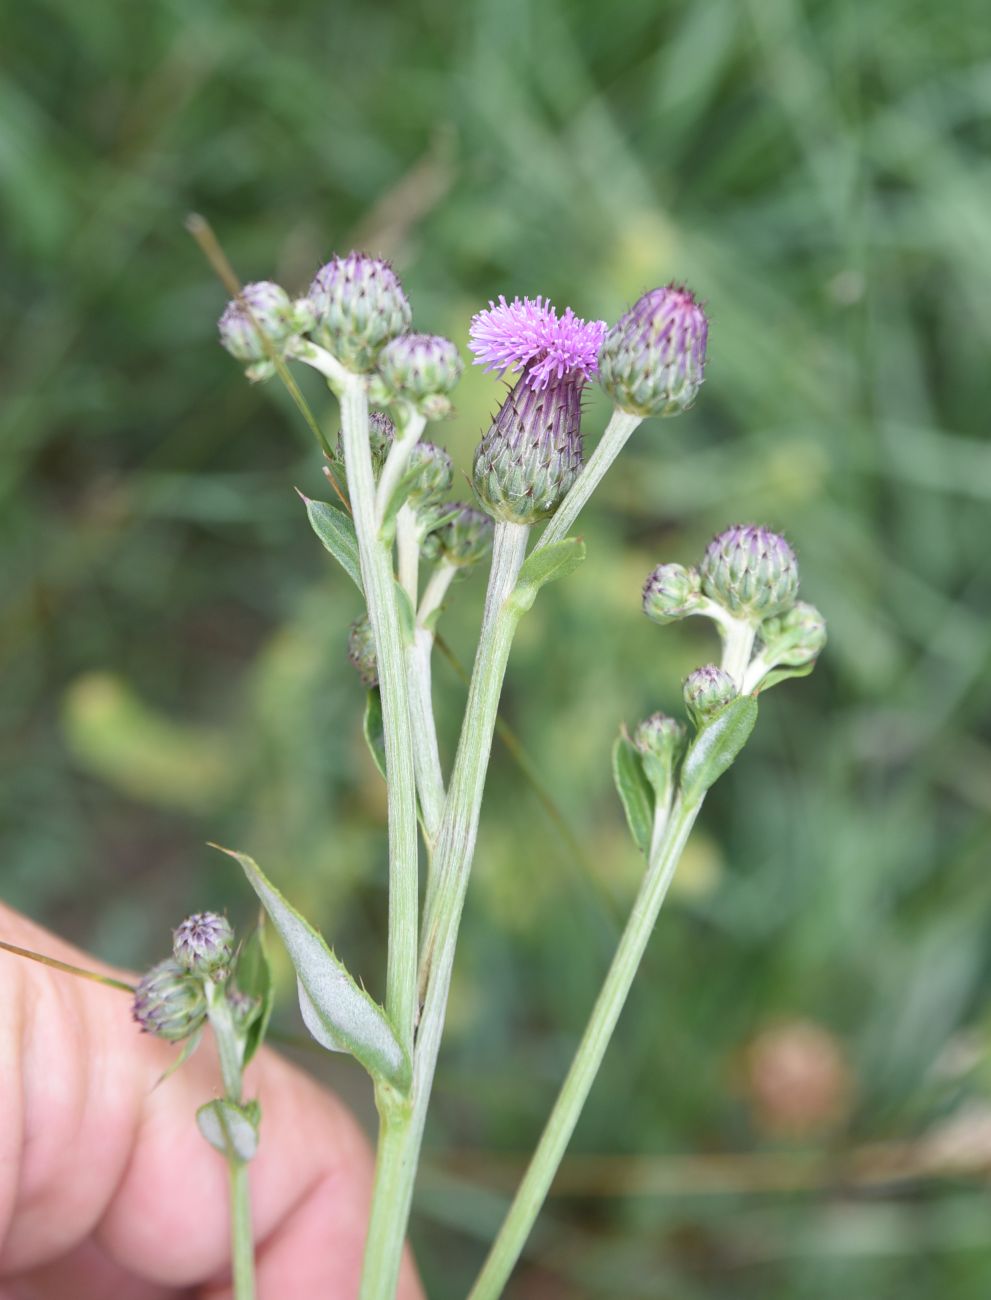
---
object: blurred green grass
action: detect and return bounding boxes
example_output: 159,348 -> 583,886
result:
3,0 -> 991,1295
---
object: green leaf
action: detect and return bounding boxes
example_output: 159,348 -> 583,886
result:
513,537 -> 586,611
213,846 -> 410,1090
197,1098 -> 260,1163
235,915 -> 274,1067
363,689 -> 387,781
680,695 -> 758,805
757,660 -> 816,693
304,497 -> 363,593
154,1026 -> 203,1089
612,731 -> 655,855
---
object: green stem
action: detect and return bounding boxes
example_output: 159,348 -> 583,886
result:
340,378 -> 419,1048
358,520 -> 531,1300
206,980 -> 244,1102
228,1157 -> 256,1300
535,408 -> 642,552
467,795 -> 702,1299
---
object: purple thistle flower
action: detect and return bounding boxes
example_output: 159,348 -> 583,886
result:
700,524 -> 799,619
308,252 -> 412,370
132,958 -> 208,1042
599,284 -> 708,416
468,295 -> 606,391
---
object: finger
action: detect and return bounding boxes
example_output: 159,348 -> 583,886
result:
0,905 -> 422,1298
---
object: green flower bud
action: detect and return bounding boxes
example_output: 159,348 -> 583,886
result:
348,615 -> 378,688
335,411 -> 396,474
132,958 -> 207,1042
423,503 -> 494,569
218,281 -> 298,366
642,563 -> 703,624
633,712 -> 687,803
377,333 -> 463,418
758,601 -> 827,668
173,912 -> 235,977
598,285 -> 708,417
407,440 -> 453,507
684,664 -> 738,728
307,253 -> 412,371
472,374 -> 583,525
700,524 -> 799,620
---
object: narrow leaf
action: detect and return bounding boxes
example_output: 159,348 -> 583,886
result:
304,497 -> 363,593
197,1098 -> 260,1163
154,1026 -> 203,1089
680,696 -> 758,805
514,537 -> 586,610
612,731 -> 655,855
235,916 -> 274,1067
757,661 -> 816,693
213,846 -> 409,1089
363,689 -> 387,780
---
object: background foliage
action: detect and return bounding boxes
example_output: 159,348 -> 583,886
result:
3,0 -> 991,1295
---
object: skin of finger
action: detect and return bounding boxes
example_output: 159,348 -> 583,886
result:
0,906 -> 422,1298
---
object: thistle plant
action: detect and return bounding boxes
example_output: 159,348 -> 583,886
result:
106,252 -> 824,1298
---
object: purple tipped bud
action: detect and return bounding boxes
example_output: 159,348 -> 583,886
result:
308,253 -> 412,370
642,563 -> 703,625
423,503 -> 494,569
633,712 -> 687,802
377,333 -> 463,418
598,285 -> 708,417
472,375 -> 583,524
407,440 -> 453,506
218,281 -> 300,374
758,601 -> 827,669
132,958 -> 208,1042
348,614 -> 378,688
336,411 -> 395,473
700,524 -> 799,619
173,912 -> 235,977
684,664 -> 738,728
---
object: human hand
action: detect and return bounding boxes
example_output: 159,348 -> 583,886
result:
0,904 -> 422,1300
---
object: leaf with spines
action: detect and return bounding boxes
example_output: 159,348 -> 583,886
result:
679,696 -> 758,805
212,846 -> 410,1090
197,1098 -> 260,1163
303,496 -> 363,593
612,731 -> 654,855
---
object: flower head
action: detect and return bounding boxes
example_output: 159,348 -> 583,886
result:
683,664 -> 738,728
218,281 -> 307,381
132,958 -> 208,1042
173,912 -> 235,977
599,284 -> 708,416
423,503 -> 494,569
348,615 -> 378,689
469,295 -> 606,390
377,333 -> 462,417
700,524 -> 798,620
308,253 -> 411,370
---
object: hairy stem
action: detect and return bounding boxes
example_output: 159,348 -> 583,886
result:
535,408 -> 642,552
228,1158 -> 256,1300
467,796 -> 702,1299
357,521 -> 530,1300
339,378 -> 419,1048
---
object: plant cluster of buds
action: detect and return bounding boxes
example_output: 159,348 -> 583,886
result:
132,911 -> 254,1044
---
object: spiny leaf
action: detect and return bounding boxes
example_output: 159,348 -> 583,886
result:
212,846 -> 409,1090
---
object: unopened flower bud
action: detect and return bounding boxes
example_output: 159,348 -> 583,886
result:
423,503 -> 494,568
598,285 -> 708,417
759,601 -> 827,668
336,411 -> 396,474
173,912 -> 235,977
377,333 -> 463,418
473,375 -> 583,524
132,958 -> 207,1042
407,440 -> 453,506
642,563 -> 702,624
684,664 -> 738,727
348,615 -> 378,688
633,712 -> 687,801
308,253 -> 411,370
218,281 -> 297,367
700,524 -> 799,620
